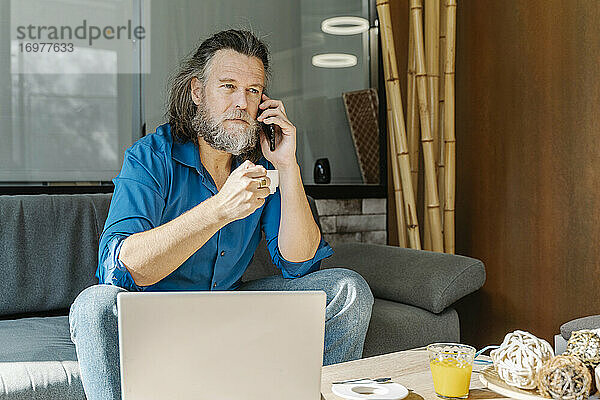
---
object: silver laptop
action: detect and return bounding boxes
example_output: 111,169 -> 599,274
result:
117,291 -> 326,400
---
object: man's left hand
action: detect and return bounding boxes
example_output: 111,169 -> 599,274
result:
257,93 -> 297,170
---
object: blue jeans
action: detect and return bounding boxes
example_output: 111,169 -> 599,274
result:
69,268 -> 374,400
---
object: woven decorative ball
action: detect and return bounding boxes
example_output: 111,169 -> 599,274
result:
536,355 -> 592,400
565,330 -> 600,368
490,330 -> 554,389
594,365 -> 600,396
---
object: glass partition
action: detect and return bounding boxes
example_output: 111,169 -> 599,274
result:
0,0 -> 144,183
144,0 -> 378,185
1,0 -> 381,186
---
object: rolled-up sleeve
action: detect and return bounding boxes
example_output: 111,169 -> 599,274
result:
98,233 -> 144,291
96,142 -> 167,290
260,181 -> 334,279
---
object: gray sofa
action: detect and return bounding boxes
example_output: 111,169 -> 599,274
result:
0,193 -> 485,399
555,315 -> 600,354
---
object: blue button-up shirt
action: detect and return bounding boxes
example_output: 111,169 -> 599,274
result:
96,123 -> 334,292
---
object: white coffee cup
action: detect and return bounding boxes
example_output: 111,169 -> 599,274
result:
266,169 -> 279,194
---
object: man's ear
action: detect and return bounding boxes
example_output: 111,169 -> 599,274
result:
190,77 -> 203,106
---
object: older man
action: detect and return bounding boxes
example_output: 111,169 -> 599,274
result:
69,29 -> 373,400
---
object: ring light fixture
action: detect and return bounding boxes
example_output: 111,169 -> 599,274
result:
311,53 -> 357,68
321,16 -> 370,35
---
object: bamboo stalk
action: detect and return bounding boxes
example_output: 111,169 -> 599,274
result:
380,24 -> 407,247
377,0 -> 421,249
407,5 -> 420,197
443,0 -> 457,253
423,197 -> 432,250
438,0 -> 446,241
387,111 -> 408,247
425,0 -> 440,165
410,0 -> 444,252
424,0 -> 440,251
420,1 -> 432,251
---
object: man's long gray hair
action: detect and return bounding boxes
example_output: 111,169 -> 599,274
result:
165,29 -> 270,162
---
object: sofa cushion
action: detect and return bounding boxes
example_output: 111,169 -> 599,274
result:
362,298 -> 459,358
0,316 -> 85,399
0,194 -> 111,317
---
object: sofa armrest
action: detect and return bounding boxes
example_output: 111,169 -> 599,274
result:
321,243 -> 485,314
560,315 -> 600,340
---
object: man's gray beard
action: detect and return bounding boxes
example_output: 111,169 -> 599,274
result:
192,99 -> 260,156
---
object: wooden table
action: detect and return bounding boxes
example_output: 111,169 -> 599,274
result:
321,348 -> 507,400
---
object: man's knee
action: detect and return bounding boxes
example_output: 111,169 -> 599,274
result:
69,284 -> 127,337
324,268 -> 374,310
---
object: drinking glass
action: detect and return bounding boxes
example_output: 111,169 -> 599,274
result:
427,343 -> 476,399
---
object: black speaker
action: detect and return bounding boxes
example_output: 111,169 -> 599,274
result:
313,158 -> 331,184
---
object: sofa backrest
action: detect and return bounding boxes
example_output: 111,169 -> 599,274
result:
0,194 -> 111,318
0,193 -> 320,318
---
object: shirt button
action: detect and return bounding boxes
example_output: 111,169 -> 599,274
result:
213,282 -> 217,288
220,251 -> 225,256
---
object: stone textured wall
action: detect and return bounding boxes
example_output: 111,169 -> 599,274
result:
315,199 -> 387,246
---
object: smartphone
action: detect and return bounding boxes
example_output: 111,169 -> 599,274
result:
258,97 -> 277,151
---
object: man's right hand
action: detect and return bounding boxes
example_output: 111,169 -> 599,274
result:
214,160 -> 271,222
119,160 -> 270,287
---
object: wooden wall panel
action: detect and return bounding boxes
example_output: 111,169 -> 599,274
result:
387,0 -> 600,348
454,0 -> 600,347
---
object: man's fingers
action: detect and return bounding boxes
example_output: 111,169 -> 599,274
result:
243,167 -> 267,179
257,108 -> 289,123
234,159 -> 254,173
255,187 -> 271,199
259,99 -> 280,109
259,99 -> 286,114
254,176 -> 272,198
246,176 -> 269,189
255,176 -> 271,189
233,161 -> 264,177
256,107 -> 280,121
260,116 -> 293,132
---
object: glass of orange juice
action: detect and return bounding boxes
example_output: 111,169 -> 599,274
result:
427,343 -> 476,399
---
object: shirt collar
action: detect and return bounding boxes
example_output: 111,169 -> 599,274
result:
171,139 -> 202,174
171,138 -> 246,177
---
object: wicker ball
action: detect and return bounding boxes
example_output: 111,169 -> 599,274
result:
490,330 -> 554,389
565,330 -> 600,368
594,365 -> 600,396
536,355 -> 592,400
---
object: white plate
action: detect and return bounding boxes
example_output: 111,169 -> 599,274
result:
331,381 -> 409,400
